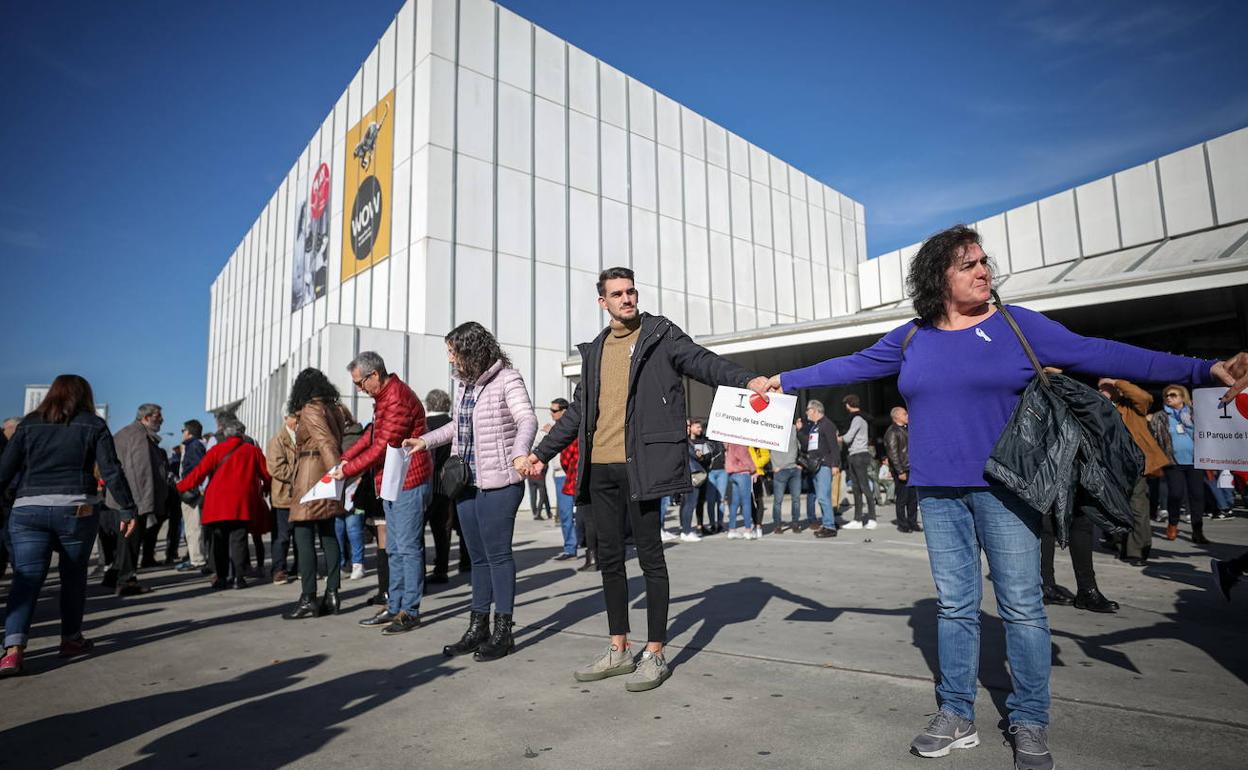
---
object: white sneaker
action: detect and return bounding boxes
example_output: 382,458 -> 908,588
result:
842,520 -> 864,530
752,526 -> 763,539
727,529 -> 743,540
349,563 -> 365,580
865,520 -> 878,530
679,531 -> 703,542
659,529 -> 678,543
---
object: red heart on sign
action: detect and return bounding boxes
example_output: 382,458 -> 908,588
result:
749,393 -> 770,413
321,475 -> 333,483
1237,393 -> 1248,420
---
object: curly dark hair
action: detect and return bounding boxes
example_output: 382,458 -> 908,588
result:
287,367 -> 340,415
905,224 -> 995,325
445,321 -> 510,383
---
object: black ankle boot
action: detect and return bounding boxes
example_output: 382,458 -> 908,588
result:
577,552 -> 598,572
443,611 -> 490,657
319,590 -> 340,616
1074,587 -> 1119,613
473,613 -> 515,661
1191,525 -> 1211,545
283,595 -> 319,620
1042,583 -> 1075,606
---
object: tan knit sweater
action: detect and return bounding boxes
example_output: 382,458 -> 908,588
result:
592,320 -> 640,464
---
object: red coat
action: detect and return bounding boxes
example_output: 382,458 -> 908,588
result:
177,437 -> 272,531
340,374 -> 432,491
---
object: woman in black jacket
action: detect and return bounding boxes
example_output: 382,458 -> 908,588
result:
0,375 -> 136,676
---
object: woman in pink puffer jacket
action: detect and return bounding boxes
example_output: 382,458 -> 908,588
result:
408,321 -> 536,663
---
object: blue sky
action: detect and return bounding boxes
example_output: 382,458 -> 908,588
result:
1,0 -> 1246,437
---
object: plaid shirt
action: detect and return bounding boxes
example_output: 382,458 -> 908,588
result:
457,385 -> 478,485
558,438 -> 579,496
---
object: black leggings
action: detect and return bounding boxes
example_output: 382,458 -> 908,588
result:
293,519 -> 340,598
1164,465 -> 1206,528
1041,509 -> 1095,592
208,521 -> 248,582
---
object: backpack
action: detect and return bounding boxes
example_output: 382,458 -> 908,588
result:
338,404 -> 365,454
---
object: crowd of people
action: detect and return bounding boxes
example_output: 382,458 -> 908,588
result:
2,226 -> 1247,770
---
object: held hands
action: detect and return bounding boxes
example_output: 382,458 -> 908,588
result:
746,376 -> 771,396
1212,352 -> 1248,402
521,453 -> 545,480
402,437 -> 427,456
119,518 -> 137,538
512,455 -> 533,476
764,374 -> 784,393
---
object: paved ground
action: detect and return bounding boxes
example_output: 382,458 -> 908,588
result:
1,505 -> 1246,769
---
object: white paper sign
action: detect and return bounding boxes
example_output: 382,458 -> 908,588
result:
380,445 -> 411,501
299,473 -> 344,504
705,387 -> 799,452
343,478 -> 363,509
1193,387 -> 1248,471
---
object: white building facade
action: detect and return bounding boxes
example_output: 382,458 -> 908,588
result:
206,0 -> 865,433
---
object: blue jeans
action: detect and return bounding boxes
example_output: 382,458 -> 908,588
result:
5,505 -> 99,648
554,476 -> 577,555
919,486 -> 1050,727
335,513 -> 366,567
772,466 -> 802,525
384,482 -> 431,615
706,469 -> 729,527
811,466 -> 836,529
679,490 -> 698,534
456,482 -> 524,615
726,472 -> 754,530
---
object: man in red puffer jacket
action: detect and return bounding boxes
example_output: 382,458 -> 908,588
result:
332,351 -> 433,635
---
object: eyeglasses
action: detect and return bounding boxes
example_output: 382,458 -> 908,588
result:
353,371 -> 378,389
550,407 -> 565,414
1164,392 -> 1182,399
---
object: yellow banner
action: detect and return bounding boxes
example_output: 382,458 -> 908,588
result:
341,89 -> 395,282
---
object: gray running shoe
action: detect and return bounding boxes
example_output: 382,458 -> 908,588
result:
910,710 -> 979,757
624,649 -> 671,692
1008,724 -> 1054,770
573,644 -> 636,682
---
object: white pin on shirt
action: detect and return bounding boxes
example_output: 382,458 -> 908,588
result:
976,328 -> 992,343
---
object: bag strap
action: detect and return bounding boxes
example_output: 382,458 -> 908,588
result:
991,291 -> 1049,386
206,440 -> 245,488
900,321 -> 920,353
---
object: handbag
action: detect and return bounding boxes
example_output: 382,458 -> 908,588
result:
440,455 -> 470,499
181,441 -> 244,506
797,453 -> 822,476
690,470 -> 708,487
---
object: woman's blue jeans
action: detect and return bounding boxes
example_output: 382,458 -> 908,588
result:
726,472 -> 754,530
456,482 -> 524,615
5,505 -> 99,649
335,512 -> 366,567
918,486 -> 1050,727
706,469 -> 729,527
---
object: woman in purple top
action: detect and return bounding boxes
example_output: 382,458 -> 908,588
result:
765,225 -> 1248,770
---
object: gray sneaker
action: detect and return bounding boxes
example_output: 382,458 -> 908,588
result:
573,644 -> 636,682
1008,724 -> 1054,770
624,650 -> 671,692
910,710 -> 979,757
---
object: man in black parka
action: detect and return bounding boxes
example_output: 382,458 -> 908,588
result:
527,267 -> 768,692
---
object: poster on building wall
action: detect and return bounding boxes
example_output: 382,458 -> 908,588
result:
291,160 -> 332,311
340,88 -> 395,282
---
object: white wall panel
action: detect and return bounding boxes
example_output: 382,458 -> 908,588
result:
683,155 -> 706,227
729,173 -> 751,237
569,268 -> 601,343
709,231 -> 733,303
1115,161 -> 1165,247
455,154 -> 494,249
706,123 -> 727,168
362,47 -> 379,118
534,261 -> 568,351
748,145 -> 769,187
707,165 -> 730,234
455,244 -> 493,329
1159,145 -> 1215,235
685,223 -> 709,297
457,67 -> 494,162
599,64 -> 626,128
632,208 -> 659,279
681,108 -> 704,160
601,198 -> 629,267
657,145 -> 682,219
629,134 -> 657,211
458,0 -> 495,77
428,56 -> 455,149
712,299 -> 734,334
533,97 -> 566,184
1038,189 -> 1081,265
774,252 -> 794,314
498,7 -> 532,90
1075,177 -> 1120,257
656,93 -> 680,149
396,0 -> 415,77
975,213 -> 1011,274
1006,203 -> 1044,272
428,0 -> 457,60
661,289 -> 686,327
791,202 -> 809,260
497,85 -> 532,173
772,193 -> 792,254
392,159 -> 413,258
406,239 -> 428,333
687,294 -> 712,337
371,259 -> 390,329
854,223 -> 866,272
627,79 -> 655,139
497,166 -> 532,258
600,123 -> 628,202
1208,127 -> 1248,223
727,134 -> 748,176
878,250 -> 903,304
809,203 -> 828,266
496,253 -> 532,346
533,27 -> 565,104
769,157 -> 787,194
658,215 -> 685,292
535,349 -> 569,401
534,178 -> 567,265
568,188 -> 600,272
732,238 -> 754,308
750,182 -> 772,247
735,305 -> 756,331
754,245 -> 775,311
898,244 -> 919,299
394,70 -> 415,167
811,263 -> 829,317
379,18 -> 397,93
422,238 -> 453,333
411,59 -> 432,151
568,110 -> 598,193
415,0 -> 434,62
790,171 -> 807,202
567,46 -> 597,117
